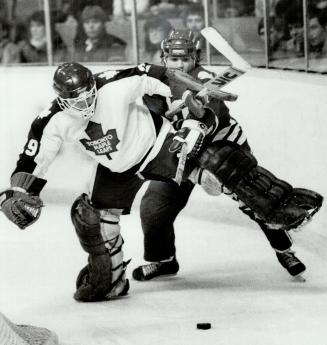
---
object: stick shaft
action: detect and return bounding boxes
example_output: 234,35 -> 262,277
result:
201,27 -> 251,72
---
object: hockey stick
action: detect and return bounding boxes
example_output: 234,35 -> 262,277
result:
171,28 -> 251,185
165,69 -> 238,103
166,27 -> 251,118
201,27 -> 251,72
173,142 -> 188,185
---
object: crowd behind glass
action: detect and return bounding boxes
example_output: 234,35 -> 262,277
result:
1,0 -> 327,73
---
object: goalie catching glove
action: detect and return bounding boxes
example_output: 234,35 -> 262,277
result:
0,172 -> 46,230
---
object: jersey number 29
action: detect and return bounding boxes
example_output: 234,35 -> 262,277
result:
25,139 -> 39,156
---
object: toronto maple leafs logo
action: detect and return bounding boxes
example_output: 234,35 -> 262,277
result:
80,121 -> 120,159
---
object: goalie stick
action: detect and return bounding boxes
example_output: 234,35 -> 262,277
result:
166,27 -> 251,118
201,27 -> 251,72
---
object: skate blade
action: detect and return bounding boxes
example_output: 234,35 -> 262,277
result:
291,274 -> 306,283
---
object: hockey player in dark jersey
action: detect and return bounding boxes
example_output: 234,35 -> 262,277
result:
132,29 -> 323,282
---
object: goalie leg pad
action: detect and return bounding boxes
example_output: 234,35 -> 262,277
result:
71,194 -> 129,302
234,166 -> 293,219
233,172 -> 322,230
266,187 -> 323,231
197,141 -> 257,190
197,142 -> 315,229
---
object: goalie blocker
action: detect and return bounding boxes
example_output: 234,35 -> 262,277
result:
196,141 -> 323,231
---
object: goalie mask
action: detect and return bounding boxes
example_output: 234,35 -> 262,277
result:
161,29 -> 201,63
53,62 -> 97,120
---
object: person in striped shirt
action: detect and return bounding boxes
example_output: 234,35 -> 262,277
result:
133,29 -> 319,282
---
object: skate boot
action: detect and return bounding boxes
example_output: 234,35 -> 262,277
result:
132,257 -> 179,281
276,249 -> 306,279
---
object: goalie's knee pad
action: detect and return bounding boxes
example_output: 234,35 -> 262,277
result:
71,194 -> 129,302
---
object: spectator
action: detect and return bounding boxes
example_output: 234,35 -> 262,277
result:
312,0 -> 327,10
62,0 -> 113,20
308,8 -> 327,58
223,0 -> 254,17
149,0 -> 178,17
113,0 -> 150,19
255,0 -> 278,17
142,16 -> 172,63
257,17 -> 289,59
18,10 -> 66,63
284,2 -> 304,57
182,4 -> 206,52
0,18 -> 20,64
73,5 -> 127,62
275,0 -> 293,16
0,0 -> 9,22
182,3 -> 205,34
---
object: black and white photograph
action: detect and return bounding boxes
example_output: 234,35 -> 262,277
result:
0,0 -> 326,344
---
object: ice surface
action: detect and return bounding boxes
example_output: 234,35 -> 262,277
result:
1,66 -> 327,345
0,193 -> 326,345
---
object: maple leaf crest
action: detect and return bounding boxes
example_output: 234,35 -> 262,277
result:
80,121 -> 120,159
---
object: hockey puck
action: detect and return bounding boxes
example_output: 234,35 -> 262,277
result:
196,323 -> 211,330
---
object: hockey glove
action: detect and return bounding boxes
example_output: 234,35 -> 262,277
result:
0,190 -> 43,229
169,119 -> 208,159
183,90 -> 206,119
0,172 -> 46,230
183,91 -> 219,135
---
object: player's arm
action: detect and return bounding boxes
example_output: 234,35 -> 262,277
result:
193,68 -> 232,129
169,91 -> 215,159
95,63 -> 169,87
107,74 -> 172,108
0,101 -> 63,229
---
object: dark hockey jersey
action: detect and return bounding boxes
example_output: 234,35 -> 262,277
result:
167,64 -> 247,146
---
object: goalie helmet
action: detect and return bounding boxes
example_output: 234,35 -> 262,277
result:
161,29 -> 201,62
53,62 -> 97,120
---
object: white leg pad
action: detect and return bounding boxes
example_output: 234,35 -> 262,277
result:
100,209 -> 128,296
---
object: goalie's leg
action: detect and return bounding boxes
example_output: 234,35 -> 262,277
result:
71,194 -> 129,302
195,140 -> 318,277
71,164 -> 143,302
197,141 -> 323,230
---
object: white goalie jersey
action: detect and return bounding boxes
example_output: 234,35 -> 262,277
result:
13,64 -> 172,178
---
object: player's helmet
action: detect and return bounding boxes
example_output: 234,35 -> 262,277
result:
53,62 -> 97,120
161,29 -> 201,62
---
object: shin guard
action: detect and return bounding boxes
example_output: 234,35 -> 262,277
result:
71,194 -> 129,302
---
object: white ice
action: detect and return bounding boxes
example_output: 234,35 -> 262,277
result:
1,66 -> 327,345
0,188 -> 326,345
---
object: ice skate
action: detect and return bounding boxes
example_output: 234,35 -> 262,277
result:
132,257 -> 179,281
276,249 -> 306,281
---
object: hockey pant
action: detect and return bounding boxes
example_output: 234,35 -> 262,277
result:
140,180 -> 195,261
